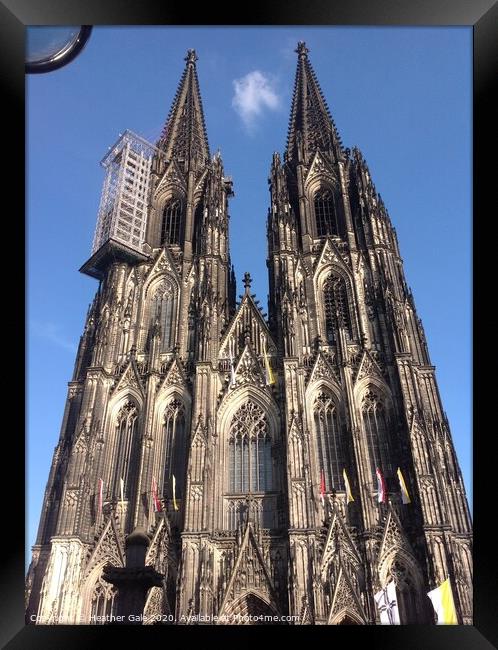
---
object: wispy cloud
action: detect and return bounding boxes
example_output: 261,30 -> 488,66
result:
232,71 -> 280,132
30,320 -> 77,353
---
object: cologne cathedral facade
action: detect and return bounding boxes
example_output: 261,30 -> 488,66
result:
26,44 -> 472,625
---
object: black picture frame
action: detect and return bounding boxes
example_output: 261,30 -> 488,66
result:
3,0 -> 494,647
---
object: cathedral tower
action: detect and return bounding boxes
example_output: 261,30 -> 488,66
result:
26,44 -> 472,626
266,42 -> 472,624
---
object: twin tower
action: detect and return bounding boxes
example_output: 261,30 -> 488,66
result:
26,44 -> 472,625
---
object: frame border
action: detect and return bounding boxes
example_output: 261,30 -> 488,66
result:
3,0 -> 495,647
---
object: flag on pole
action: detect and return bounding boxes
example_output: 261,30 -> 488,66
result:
320,469 -> 326,508
343,469 -> 354,503
376,467 -> 387,503
374,581 -> 400,624
172,475 -> 179,511
151,476 -> 162,513
397,467 -> 411,504
229,351 -> 237,388
428,578 -> 458,624
120,477 -> 125,511
97,478 -> 103,517
263,347 -> 276,385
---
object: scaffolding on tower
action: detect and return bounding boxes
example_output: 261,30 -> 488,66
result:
81,130 -> 164,278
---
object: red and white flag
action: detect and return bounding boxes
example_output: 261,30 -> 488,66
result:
97,478 -> 103,516
152,476 -> 162,513
320,469 -> 326,507
376,467 -> 387,503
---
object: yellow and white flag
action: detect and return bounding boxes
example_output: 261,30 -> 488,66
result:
264,347 -> 276,385
343,469 -> 354,503
397,467 -> 411,504
428,578 -> 458,624
172,474 -> 179,511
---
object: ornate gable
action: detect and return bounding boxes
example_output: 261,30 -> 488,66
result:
288,413 -> 304,444
219,294 -> 275,359
307,350 -> 340,387
84,516 -> 124,578
304,151 -> 337,189
232,343 -> 266,389
375,506 -> 416,575
145,246 -> 180,284
355,350 -> 385,384
218,523 -> 280,617
320,507 -> 361,579
154,159 -> 187,200
146,517 -> 170,569
313,237 -> 351,277
375,506 -> 423,590
328,565 -> 366,624
156,356 -> 188,395
111,359 -> 145,398
191,417 -> 208,447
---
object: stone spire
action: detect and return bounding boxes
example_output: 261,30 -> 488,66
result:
286,42 -> 343,164
157,48 -> 210,171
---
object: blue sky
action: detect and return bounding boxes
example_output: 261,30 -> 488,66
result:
27,26 -> 472,564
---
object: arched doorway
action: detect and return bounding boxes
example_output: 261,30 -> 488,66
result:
337,614 -> 358,625
330,609 -> 363,625
223,592 -> 279,625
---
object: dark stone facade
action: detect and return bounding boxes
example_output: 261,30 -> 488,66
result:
26,44 -> 472,625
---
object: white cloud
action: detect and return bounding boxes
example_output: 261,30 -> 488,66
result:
30,320 -> 77,353
232,71 -> 280,132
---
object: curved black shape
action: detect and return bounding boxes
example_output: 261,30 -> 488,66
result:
25,25 -> 92,74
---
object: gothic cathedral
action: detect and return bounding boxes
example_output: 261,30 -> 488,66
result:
26,44 -> 472,625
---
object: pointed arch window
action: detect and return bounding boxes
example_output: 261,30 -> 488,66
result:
323,274 -> 353,342
161,198 -> 183,246
150,279 -> 177,352
314,189 -> 341,238
162,399 -> 186,500
390,560 -> 428,624
229,401 -> 272,493
112,401 -> 138,499
362,390 -> 392,481
90,576 -> 118,624
192,202 -> 203,255
314,391 -> 345,491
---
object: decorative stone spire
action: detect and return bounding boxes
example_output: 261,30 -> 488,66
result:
157,48 -> 210,171
286,42 -> 343,164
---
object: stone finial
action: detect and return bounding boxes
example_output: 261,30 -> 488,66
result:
185,49 -> 198,65
296,41 -> 309,57
243,272 -> 252,294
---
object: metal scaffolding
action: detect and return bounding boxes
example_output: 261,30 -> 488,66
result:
92,130 -> 160,255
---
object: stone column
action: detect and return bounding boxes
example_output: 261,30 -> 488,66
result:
103,526 -> 163,624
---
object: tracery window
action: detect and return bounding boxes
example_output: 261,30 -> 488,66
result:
314,391 -> 345,491
162,399 -> 186,500
112,401 -> 138,499
323,274 -> 353,342
150,279 -> 177,352
161,198 -> 183,246
362,389 -> 392,481
229,401 -> 272,493
90,577 -> 118,624
314,189 -> 340,237
391,561 -> 425,624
